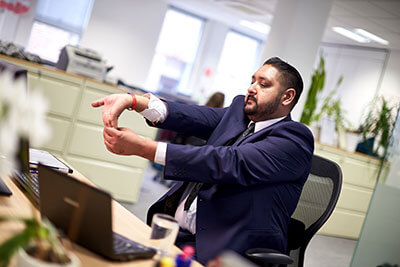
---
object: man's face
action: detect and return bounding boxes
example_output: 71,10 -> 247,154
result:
244,64 -> 284,121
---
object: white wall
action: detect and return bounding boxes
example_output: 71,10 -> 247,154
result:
80,0 -> 168,88
314,46 -> 400,129
13,0 -> 38,47
0,10 -> 19,42
316,45 -> 387,128
378,50 -> 400,105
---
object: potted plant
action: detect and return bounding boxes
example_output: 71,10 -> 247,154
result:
300,54 -> 326,126
358,97 -> 397,158
314,88 -> 351,148
313,76 -> 348,126
0,215 -> 80,267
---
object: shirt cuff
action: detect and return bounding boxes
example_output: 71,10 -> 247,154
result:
139,94 -> 168,123
154,142 -> 167,166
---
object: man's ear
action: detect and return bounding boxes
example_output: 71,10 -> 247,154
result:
282,88 -> 296,107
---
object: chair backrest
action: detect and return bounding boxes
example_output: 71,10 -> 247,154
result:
288,154 -> 342,267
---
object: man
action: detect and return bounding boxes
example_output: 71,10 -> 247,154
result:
92,57 -> 314,265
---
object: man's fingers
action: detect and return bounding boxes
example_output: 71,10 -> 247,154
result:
104,130 -> 118,153
104,138 -> 113,148
103,128 -> 111,142
104,127 -> 118,137
104,140 -> 115,153
91,98 -> 105,107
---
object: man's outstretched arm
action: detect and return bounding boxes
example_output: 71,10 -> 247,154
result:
91,93 -> 151,128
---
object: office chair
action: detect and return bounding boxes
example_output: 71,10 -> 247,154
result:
246,154 -> 343,267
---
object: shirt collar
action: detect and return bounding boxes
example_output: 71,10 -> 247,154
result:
250,116 -> 287,133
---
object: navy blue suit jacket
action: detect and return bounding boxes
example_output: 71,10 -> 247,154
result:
147,95 -> 314,264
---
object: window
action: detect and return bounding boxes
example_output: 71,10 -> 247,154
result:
211,31 -> 261,106
146,8 -> 204,95
26,0 -> 94,62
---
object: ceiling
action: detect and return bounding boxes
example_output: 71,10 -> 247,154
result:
169,0 -> 400,50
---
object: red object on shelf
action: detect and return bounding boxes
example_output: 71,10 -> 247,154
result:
0,0 -> 30,14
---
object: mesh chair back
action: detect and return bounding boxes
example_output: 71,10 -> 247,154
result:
289,155 -> 342,267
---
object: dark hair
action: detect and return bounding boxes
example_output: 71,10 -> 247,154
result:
263,57 -> 303,107
205,92 -> 225,108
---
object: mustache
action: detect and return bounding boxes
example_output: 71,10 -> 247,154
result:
246,95 -> 257,104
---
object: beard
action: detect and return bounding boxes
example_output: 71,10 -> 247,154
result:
244,94 -> 282,119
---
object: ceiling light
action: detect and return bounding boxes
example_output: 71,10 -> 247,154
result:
240,20 -> 270,34
354,28 -> 389,45
332,27 -> 370,43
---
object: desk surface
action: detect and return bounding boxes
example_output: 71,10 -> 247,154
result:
0,169 -> 202,267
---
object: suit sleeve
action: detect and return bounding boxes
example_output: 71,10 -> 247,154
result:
149,100 -> 227,140
163,122 -> 314,186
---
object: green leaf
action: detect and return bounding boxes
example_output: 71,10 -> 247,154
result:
0,229 -> 36,267
300,55 -> 327,125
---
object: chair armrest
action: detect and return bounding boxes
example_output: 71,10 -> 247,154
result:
245,248 -> 293,266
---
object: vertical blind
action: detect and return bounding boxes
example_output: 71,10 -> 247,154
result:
35,0 -> 94,34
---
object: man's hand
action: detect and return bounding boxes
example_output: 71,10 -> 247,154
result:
91,94 -> 132,128
91,93 -> 151,128
103,127 -> 157,161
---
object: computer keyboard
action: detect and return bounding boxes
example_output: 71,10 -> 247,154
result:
113,232 -> 151,254
13,171 -> 39,206
0,178 -> 12,196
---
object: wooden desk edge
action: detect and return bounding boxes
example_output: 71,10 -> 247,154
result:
0,164 -> 202,267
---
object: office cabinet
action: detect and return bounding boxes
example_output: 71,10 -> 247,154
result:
44,116 -> 71,152
315,143 -> 385,239
1,55 -> 156,202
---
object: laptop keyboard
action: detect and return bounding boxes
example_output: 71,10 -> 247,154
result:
13,171 -> 39,206
113,232 -> 152,254
0,178 -> 12,196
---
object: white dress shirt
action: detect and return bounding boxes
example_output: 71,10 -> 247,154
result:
138,94 -> 285,234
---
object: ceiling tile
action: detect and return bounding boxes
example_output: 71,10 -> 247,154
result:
371,18 -> 400,33
369,0 -> 400,18
335,0 -> 396,18
330,2 -> 355,16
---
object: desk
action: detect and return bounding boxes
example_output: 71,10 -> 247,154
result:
0,170 -> 202,267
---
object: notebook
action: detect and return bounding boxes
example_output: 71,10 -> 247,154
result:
38,164 -> 156,261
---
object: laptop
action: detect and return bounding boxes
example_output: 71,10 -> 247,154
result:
38,164 -> 156,261
12,146 -> 72,207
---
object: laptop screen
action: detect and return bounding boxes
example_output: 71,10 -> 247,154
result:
38,164 -> 114,256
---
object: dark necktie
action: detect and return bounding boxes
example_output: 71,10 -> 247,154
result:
183,122 -> 256,211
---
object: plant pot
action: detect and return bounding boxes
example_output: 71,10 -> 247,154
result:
345,132 -> 360,152
337,126 -> 347,150
307,123 -> 321,142
319,117 -> 337,147
16,248 -> 80,267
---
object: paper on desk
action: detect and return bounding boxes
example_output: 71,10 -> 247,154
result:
29,148 -> 72,173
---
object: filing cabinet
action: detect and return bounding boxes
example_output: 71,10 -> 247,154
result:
2,55 -> 156,202
315,143 -> 386,239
